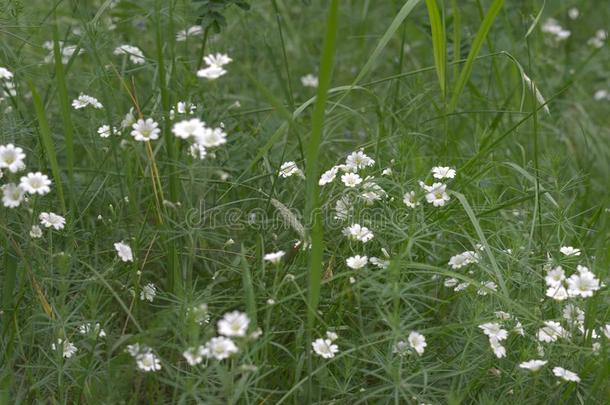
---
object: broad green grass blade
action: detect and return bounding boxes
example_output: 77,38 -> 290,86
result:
425,0 -> 446,96
448,0 -> 504,112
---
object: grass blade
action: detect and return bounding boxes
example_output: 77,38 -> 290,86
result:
425,0 -> 446,96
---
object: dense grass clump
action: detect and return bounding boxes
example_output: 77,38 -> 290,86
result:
0,0 -> 609,403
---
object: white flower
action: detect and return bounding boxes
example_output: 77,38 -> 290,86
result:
444,278 -> 458,288
176,25 -> 203,41
131,118 -> 160,142
544,266 -> 565,287
312,338 -> 339,359
97,125 -> 117,138
519,359 -> 547,372
319,166 -> 338,186
52,338 -> 77,358
39,212 -> 66,230
477,281 -> 498,295
343,224 -> 374,243
346,255 -> 368,269
0,67 -> 14,80
264,250 -> 285,264
79,322 -> 106,337
341,172 -> 362,188
334,196 -> 352,220
563,304 -> 585,325
360,179 -> 386,204
567,268 -> 600,298
552,367 -> 580,383
392,340 -> 409,356
126,343 -> 142,357
278,161 -> 303,178
588,29 -> 607,48
560,246 -> 580,256
403,191 -> 419,208
183,346 -> 204,366
29,225 -> 43,238
546,285 -> 569,301
2,183 -> 25,208
197,53 -> 232,80
568,7 -> 579,20
408,331 -> 427,355
189,144 -> 207,160
603,324 -> 610,340
541,18 -> 571,42
140,283 -> 156,302
369,257 -> 390,269
217,311 -> 250,337
0,144 -> 26,173
136,351 -> 162,372
300,74 -> 318,88
19,172 -> 51,195
72,94 -> 103,109
422,182 -> 450,207
202,336 -> 239,360
121,108 -> 136,129
448,251 -> 479,269
479,323 -> 508,341
172,118 -> 205,140
431,166 -> 456,179
194,127 -> 227,147
326,331 -> 338,341
489,338 -> 506,358
454,282 -> 470,291
345,151 -> 375,171
114,241 -> 133,262
113,45 -> 145,64
537,321 -> 567,343
204,53 -> 232,67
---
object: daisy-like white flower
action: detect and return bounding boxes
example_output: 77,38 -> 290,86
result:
403,191 -> 419,208
519,359 -> 548,372
370,256 -> 390,269
560,246 -> 581,256
189,144 -> 207,160
563,303 -> 585,325
20,172 -> 51,195
72,94 -> 103,109
0,144 -> 26,173
312,338 -> 339,359
114,241 -> 133,262
341,172 -> 362,188
477,281 -> 498,296
217,311 -> 250,337
448,251 -> 479,269
537,321 -> 567,343
30,225 -> 43,238
431,166 -> 456,179
136,351 -> 162,372
0,67 -> 14,80
544,266 -> 565,287
197,53 -> 232,80
489,338 -> 506,358
264,250 -> 285,264
546,285 -> 569,301
566,267 -> 600,298
342,224 -> 374,243
346,255 -> 368,269
345,151 -> 375,171
113,44 -> 145,64
183,346 -> 205,366
422,182 -> 450,207
121,108 -> 136,129
552,367 -> 580,383
479,323 -> 508,341
408,331 -> 427,355
202,336 -> 239,360
541,18 -> 571,42
172,118 -> 206,140
360,179 -> 386,204
319,166 -> 339,186
278,161 -> 303,178
300,74 -> 318,88
97,125 -> 118,138
326,331 -> 338,341
2,183 -> 25,208
52,338 -> 77,358
568,7 -> 579,20
334,196 -> 353,220
140,283 -> 156,302
176,25 -> 203,41
39,212 -> 66,230
204,53 -> 232,68
78,322 -> 106,338
131,118 -> 160,142
195,127 -> 227,147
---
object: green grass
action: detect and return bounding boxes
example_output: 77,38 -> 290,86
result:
0,0 -> 609,403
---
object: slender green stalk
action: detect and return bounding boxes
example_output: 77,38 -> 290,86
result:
425,0 -> 446,97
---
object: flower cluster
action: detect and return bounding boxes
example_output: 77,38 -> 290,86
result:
392,331 -> 427,356
197,53 -> 232,80
312,331 -> 339,359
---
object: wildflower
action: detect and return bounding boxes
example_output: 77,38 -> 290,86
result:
342,224 -> 374,243
312,338 -> 339,359
114,241 -> 133,262
345,151 -> 375,171
121,108 -> 136,129
97,125 -> 117,138
603,324 -> 610,340
278,161 -> 303,178
568,7 -> 579,20
382,168 -> 392,176
319,166 -> 338,186
370,257 -> 390,269
403,191 -> 419,208
126,343 -> 141,357
479,323 -> 508,341
264,250 -> 285,264
113,45 -> 145,64
546,285 -> 569,301
448,251 -> 479,269
519,359 -> 547,372
20,172 -> 51,195
300,74 -> 318,88
172,118 -> 205,140
544,266 -> 565,287
477,281 -> 498,296
2,183 -> 25,208
217,311 -> 250,337
444,278 -> 458,288
0,67 -> 14,80
194,127 -> 227,147
562,304 -> 585,325
489,338 -> 506,358
431,166 -> 456,179
197,53 -> 232,80
0,144 -> 26,173
131,118 -> 160,141
560,246 -> 580,256
79,322 -> 106,338
346,255 -> 368,269
588,29 -> 607,48
334,196 -> 353,220
552,367 -> 580,383
537,321 -> 567,343
52,338 -> 77,358
72,94 -> 103,109
136,351 -> 162,372
183,346 -> 204,366
30,225 -> 43,238
392,341 -> 409,356
140,283 -> 156,302
341,172 -> 362,188
176,25 -> 203,41
408,331 -> 427,355
360,179 -> 386,204
189,144 -> 207,160
567,267 -> 600,297
541,18 -> 571,42
39,212 -> 65,230
202,336 -> 239,360
422,182 -> 450,207
326,331 -> 338,341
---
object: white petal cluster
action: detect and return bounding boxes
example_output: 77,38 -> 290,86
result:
342,224 -> 374,243
72,93 -> 103,109
197,53 -> 232,80
113,44 -> 145,64
312,332 -> 339,359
